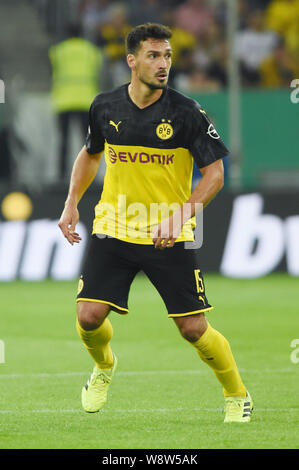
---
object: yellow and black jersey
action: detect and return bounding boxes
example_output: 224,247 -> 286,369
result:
86,83 -> 228,244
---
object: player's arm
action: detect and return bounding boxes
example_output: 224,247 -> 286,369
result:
183,158 -> 224,213
153,102 -> 228,249
58,145 -> 103,245
152,159 -> 224,249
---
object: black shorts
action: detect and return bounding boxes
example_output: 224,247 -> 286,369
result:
76,235 -> 213,318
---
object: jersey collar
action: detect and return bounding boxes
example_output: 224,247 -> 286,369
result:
125,83 -> 167,111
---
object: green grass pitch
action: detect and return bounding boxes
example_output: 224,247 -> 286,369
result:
0,273 -> 298,449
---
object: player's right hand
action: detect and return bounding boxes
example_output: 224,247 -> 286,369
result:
58,203 -> 81,245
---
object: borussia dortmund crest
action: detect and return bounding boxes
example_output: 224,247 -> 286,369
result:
156,120 -> 173,140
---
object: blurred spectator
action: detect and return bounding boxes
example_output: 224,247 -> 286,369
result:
174,0 -> 215,39
49,23 -> 102,179
238,0 -> 273,17
259,37 -> 299,87
248,0 -> 272,9
96,4 -> 131,61
176,64 -> 221,92
171,46 -> 221,92
194,19 -> 225,68
29,0 -> 299,98
265,0 -> 299,57
170,48 -> 197,89
203,20 -> 228,86
162,9 -> 197,85
170,14 -> 228,90
95,3 -> 131,88
129,0 -> 165,26
206,41 -> 228,87
80,0 -> 113,43
235,9 -> 279,86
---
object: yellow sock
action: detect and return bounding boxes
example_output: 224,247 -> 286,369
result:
76,317 -> 114,370
191,323 -> 246,397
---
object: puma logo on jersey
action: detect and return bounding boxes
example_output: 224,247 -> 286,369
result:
109,120 -> 122,132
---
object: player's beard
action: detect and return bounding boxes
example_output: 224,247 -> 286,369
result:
140,75 -> 168,90
147,81 -> 167,90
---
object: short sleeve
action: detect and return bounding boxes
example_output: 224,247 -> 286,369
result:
188,102 -> 229,168
85,98 -> 105,154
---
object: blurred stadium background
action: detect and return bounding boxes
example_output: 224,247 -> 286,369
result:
1,0 -> 299,281
0,0 -> 299,450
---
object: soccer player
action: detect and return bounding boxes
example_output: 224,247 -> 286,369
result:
58,23 -> 253,423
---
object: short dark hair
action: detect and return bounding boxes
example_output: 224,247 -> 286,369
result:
126,23 -> 172,55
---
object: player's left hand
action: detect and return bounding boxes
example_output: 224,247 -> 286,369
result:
58,202 -> 81,245
152,212 -> 183,249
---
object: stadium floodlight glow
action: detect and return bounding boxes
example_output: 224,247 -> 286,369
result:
0,79 -> 4,103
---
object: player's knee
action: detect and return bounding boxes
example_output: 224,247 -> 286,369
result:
175,314 -> 208,342
77,301 -> 110,330
179,325 -> 201,342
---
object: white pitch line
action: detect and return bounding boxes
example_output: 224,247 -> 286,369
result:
0,368 -> 297,379
0,370 -> 208,379
0,407 -> 298,415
